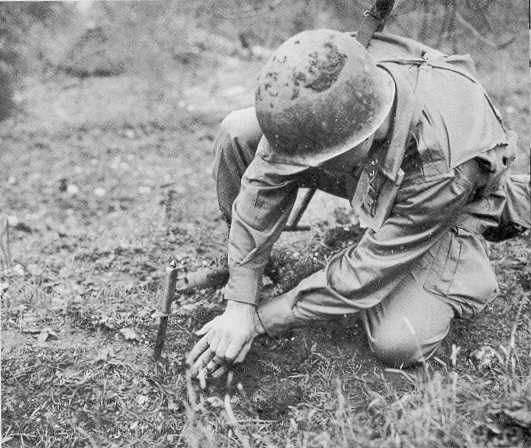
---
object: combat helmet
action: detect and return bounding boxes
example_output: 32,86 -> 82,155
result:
254,29 -> 395,166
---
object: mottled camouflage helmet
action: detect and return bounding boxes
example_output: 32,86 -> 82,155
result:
254,29 -> 395,166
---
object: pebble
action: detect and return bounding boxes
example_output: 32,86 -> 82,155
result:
67,184 -> 80,195
124,129 -> 135,139
12,264 -> 25,276
6,215 -> 19,226
27,263 -> 44,276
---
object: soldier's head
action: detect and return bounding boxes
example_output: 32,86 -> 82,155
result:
254,29 -> 395,169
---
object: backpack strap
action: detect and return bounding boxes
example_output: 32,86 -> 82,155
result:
351,62 -> 418,231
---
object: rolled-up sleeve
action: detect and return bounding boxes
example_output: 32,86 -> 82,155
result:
224,154 -> 304,305
258,160 -> 480,335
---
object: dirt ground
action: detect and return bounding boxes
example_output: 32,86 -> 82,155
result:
1,32 -> 530,448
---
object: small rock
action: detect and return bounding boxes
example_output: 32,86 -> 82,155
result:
470,345 -> 502,369
138,186 -> 151,195
205,396 -> 224,408
27,263 -> 43,276
119,327 -> 139,341
93,187 -> 106,197
12,264 -> 25,277
6,215 -> 19,227
136,394 -> 148,406
67,184 -> 80,195
37,328 -> 58,343
7,176 -> 16,185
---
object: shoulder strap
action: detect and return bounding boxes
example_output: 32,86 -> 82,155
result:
356,0 -> 395,47
350,62 -> 418,231
375,62 -> 418,182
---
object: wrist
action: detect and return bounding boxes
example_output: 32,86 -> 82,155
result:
225,300 -> 265,336
253,308 -> 266,335
225,299 -> 256,312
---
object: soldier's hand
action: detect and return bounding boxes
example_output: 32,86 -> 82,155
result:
186,301 -> 264,380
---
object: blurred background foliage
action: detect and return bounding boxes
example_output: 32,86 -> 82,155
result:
0,0 -> 528,123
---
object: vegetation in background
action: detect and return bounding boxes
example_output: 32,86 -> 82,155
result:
1,1 -> 529,446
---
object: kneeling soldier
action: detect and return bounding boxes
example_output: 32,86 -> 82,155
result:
187,29 -> 530,378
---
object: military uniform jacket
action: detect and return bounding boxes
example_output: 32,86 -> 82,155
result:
223,33 -> 529,326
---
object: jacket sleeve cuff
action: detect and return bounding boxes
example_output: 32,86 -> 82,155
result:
224,266 -> 262,306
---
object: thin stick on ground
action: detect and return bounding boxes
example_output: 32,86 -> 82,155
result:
507,294 -> 529,365
1,217 -> 12,269
224,371 -> 251,448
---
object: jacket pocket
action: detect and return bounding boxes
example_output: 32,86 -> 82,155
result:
411,231 -> 460,297
411,228 -> 498,318
444,228 -> 498,317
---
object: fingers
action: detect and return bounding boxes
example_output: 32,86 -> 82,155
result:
187,322 -> 230,376
186,335 -> 213,366
197,369 -> 207,389
211,365 -> 227,379
205,355 -> 224,373
186,335 -> 209,366
204,340 -> 249,378
210,334 -> 232,362
190,346 -> 216,376
224,339 -> 247,364
234,341 -> 252,364
191,342 -> 251,387
203,341 -> 251,381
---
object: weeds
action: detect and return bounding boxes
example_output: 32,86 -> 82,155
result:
2,2 -> 529,446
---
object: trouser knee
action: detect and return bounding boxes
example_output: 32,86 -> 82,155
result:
362,272 -> 454,368
212,108 -> 261,219
369,330 -> 433,367
364,310 -> 449,368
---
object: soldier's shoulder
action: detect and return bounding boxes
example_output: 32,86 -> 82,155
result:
368,32 -> 444,61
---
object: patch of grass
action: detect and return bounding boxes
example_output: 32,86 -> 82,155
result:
2,7 -> 530,446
